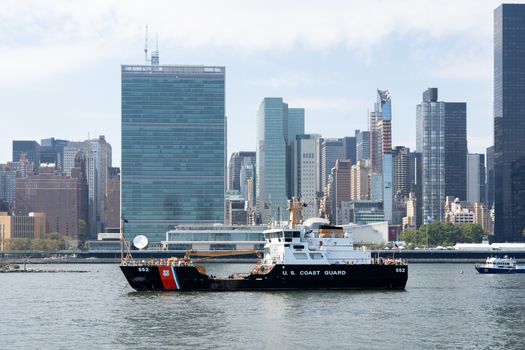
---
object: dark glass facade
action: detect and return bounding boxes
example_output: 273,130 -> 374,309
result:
444,102 -> 467,201
494,5 -> 525,242
12,141 -> 40,172
121,65 -> 226,246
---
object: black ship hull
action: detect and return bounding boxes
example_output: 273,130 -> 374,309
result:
120,264 -> 408,291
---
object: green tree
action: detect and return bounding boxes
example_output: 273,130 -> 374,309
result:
77,219 -> 89,250
45,232 -> 66,250
7,238 -> 31,250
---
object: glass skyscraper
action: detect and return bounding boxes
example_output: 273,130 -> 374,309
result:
494,4 -> 525,242
256,98 -> 304,223
121,65 -> 226,246
416,88 -> 466,222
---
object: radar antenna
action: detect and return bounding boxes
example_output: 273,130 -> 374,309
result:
144,25 -> 149,64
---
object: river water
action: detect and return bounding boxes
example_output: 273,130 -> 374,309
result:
2,263 -> 524,350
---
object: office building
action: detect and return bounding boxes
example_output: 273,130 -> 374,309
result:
343,136 -> 356,165
15,164 -> 88,238
356,130 -> 370,162
12,141 -> 40,172
122,64 -> 226,246
292,134 -> 321,219
0,165 -> 16,210
417,88 -> 466,222
494,4 -> 525,241
256,98 -> 303,223
333,160 -> 352,224
319,138 -> 344,193
0,212 -> 46,249
228,151 -> 256,192
486,145 -> 494,207
467,154 -> 486,204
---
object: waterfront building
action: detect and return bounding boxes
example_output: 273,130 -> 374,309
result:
0,212 -> 46,249
122,64 -> 226,247
292,134 -> 321,219
256,98 -> 303,223
417,88 -> 466,222
228,151 -> 256,192
511,157 -> 525,239
12,141 -> 40,173
376,90 -> 393,222
0,165 -> 16,209
444,196 -> 492,232
15,164 -> 88,238
163,225 -> 265,251
486,145 -> 494,207
467,153 -> 486,204
494,4 -> 525,242
356,130 -> 370,162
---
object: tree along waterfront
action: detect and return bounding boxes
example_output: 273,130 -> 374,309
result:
400,222 -> 487,248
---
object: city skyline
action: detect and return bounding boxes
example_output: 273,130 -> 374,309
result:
0,0 -> 503,166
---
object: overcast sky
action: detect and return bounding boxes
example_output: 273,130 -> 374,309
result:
0,0 -> 507,166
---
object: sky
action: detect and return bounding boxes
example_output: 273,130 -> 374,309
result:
0,0 -> 510,166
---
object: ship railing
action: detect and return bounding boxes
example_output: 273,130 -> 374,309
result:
121,258 -> 193,267
373,257 -> 407,265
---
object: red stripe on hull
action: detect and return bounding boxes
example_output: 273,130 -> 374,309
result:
158,266 -> 178,290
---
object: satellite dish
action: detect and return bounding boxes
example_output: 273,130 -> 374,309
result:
133,235 -> 149,250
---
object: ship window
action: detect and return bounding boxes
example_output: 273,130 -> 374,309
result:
284,232 -> 292,239
293,232 -> 301,238
293,253 -> 308,259
293,245 -> 304,250
285,238 -> 292,242
284,244 -> 290,247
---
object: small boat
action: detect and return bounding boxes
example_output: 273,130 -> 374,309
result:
475,256 -> 525,274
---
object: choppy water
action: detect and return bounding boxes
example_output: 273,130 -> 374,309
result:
2,263 -> 525,350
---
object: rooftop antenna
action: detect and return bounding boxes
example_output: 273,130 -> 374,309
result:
144,25 -> 149,64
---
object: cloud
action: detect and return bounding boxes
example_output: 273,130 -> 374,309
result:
0,0 -> 499,77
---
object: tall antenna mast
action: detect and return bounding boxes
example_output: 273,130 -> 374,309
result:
144,25 -> 149,64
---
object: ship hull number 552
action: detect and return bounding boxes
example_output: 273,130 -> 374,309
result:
396,268 -> 406,273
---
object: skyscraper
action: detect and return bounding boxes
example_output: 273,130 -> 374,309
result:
256,98 -> 303,223
122,64 -> 226,246
376,90 -> 393,223
63,136 -> 112,236
494,4 -> 525,242
342,136 -> 356,165
417,88 -> 466,222
292,134 -> 321,219
355,130 -> 370,162
228,151 -> 256,192
318,138 -> 344,193
486,145 -> 494,207
467,153 -> 486,204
